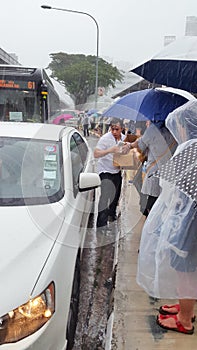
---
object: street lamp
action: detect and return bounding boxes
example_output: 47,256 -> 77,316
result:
41,5 -> 99,109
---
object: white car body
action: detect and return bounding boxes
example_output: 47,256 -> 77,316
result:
0,122 -> 100,349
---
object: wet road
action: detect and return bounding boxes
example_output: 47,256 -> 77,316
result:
73,134 -> 119,349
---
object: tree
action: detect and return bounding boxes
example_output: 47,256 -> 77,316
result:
48,53 -> 124,107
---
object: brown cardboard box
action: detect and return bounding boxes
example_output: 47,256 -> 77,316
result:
113,149 -> 140,169
113,134 -> 141,169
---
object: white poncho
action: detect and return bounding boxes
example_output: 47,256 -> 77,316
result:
137,100 -> 197,299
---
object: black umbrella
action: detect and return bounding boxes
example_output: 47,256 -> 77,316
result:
131,36 -> 197,93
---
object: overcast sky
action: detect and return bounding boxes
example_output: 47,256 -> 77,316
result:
1,0 -> 197,70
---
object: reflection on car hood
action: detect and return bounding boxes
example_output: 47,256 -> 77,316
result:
0,202 -> 65,316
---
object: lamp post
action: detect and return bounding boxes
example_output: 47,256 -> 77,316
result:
41,5 -> 99,109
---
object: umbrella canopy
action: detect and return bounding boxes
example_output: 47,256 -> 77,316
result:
92,112 -> 101,118
102,87 -> 195,122
87,108 -> 98,116
130,36 -> 197,93
52,114 -> 73,125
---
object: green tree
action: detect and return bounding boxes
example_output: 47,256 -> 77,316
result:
48,53 -> 123,107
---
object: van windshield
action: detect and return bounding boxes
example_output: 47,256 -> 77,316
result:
0,137 -> 63,206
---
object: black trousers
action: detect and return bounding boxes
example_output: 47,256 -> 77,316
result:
83,125 -> 89,137
143,195 -> 157,217
97,171 -> 122,228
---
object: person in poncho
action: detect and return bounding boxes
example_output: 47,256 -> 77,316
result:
137,99 -> 197,335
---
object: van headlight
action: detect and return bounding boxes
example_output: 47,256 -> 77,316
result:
0,282 -> 55,344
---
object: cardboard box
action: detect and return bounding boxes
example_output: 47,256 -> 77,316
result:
113,149 -> 140,169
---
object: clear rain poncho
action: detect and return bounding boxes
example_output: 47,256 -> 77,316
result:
137,99 -> 197,299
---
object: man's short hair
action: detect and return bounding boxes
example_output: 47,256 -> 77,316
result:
110,118 -> 124,128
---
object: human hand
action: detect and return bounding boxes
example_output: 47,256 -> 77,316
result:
122,143 -> 131,154
111,145 -> 122,154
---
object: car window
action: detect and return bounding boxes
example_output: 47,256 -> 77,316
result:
72,132 -> 88,164
70,135 -> 85,197
0,137 -> 63,206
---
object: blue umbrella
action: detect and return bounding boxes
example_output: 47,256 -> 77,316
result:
87,108 -> 97,116
130,36 -> 197,93
102,87 -> 195,121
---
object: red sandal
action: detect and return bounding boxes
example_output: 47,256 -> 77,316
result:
159,303 -> 180,315
159,303 -> 196,322
157,314 -> 194,335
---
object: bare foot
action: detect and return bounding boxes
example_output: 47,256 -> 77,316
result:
157,314 -> 193,332
161,304 -> 179,314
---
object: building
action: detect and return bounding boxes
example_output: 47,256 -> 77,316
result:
164,35 -> 176,46
185,16 -> 197,36
111,72 -> 152,99
0,48 -> 20,65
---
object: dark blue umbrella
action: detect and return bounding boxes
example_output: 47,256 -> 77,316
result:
102,87 -> 195,121
130,36 -> 197,93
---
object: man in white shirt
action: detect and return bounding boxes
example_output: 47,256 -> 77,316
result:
94,118 -> 125,232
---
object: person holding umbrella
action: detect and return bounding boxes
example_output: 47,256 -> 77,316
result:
58,118 -> 65,125
137,100 -> 197,334
129,115 -> 177,216
102,87 -> 194,216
